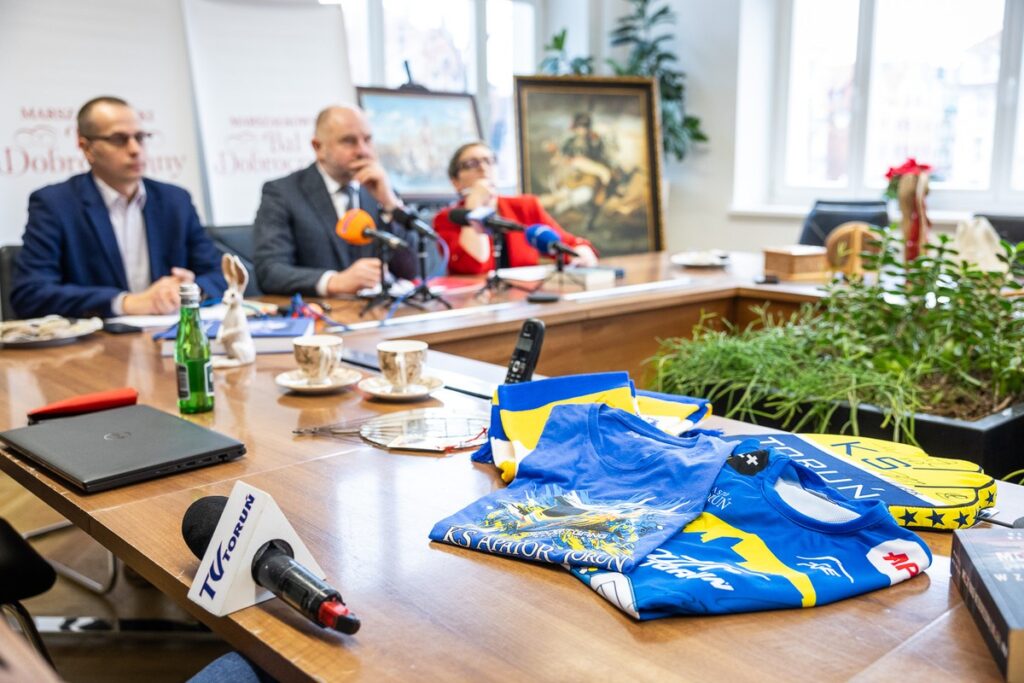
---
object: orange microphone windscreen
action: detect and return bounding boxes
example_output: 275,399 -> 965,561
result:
336,208 -> 376,246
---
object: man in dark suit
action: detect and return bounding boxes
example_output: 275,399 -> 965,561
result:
253,105 -> 419,296
12,96 -> 225,319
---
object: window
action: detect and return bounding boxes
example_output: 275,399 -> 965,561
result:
337,0 -> 537,192
381,0 -> 476,92
782,0 -> 859,188
773,0 -> 1022,212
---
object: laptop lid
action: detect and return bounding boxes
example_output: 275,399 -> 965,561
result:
0,405 -> 246,493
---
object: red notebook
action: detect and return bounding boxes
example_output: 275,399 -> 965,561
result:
27,388 -> 139,424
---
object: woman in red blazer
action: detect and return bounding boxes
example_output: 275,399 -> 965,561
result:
433,142 -> 598,274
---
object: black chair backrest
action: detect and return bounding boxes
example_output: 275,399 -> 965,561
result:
0,518 -> 56,604
205,225 -> 261,297
799,200 -> 889,247
0,245 -> 22,321
974,214 -> 1024,244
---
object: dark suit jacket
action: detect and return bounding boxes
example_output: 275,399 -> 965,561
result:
12,174 -> 226,319
253,163 -> 420,295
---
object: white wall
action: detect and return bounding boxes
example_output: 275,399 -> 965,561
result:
653,0 -> 801,252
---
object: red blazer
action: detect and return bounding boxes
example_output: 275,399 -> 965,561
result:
434,195 -> 594,274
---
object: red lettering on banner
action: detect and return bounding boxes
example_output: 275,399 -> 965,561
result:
212,150 -> 308,176
210,117 -> 312,177
0,147 -> 90,177
5,106 -> 187,181
20,107 -> 75,121
264,130 -> 304,154
227,115 -> 313,128
146,155 -> 187,178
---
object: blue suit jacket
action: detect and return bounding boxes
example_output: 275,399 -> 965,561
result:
12,174 -> 226,319
253,163 -> 421,295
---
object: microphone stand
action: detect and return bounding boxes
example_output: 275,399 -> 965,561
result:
404,237 -> 452,309
536,252 -> 586,292
360,242 -> 402,316
475,230 -> 533,298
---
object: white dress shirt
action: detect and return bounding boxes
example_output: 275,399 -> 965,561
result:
314,163 -> 359,296
93,175 -> 150,315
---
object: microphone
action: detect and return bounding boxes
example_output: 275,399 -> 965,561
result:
448,207 -> 525,233
391,206 -> 439,241
336,208 -> 409,250
182,495 -> 360,634
525,224 -> 580,258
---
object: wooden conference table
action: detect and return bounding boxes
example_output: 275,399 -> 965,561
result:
0,252 -> 1018,682
280,251 -> 820,383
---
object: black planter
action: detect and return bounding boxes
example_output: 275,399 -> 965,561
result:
715,397 -> 1024,479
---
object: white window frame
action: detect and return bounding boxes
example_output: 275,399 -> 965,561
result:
769,0 -> 1024,215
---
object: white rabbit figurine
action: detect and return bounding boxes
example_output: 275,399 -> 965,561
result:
213,254 -> 256,367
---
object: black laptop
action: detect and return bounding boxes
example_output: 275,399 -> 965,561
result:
0,405 -> 246,493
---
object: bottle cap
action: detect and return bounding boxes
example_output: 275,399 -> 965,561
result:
180,282 -> 200,307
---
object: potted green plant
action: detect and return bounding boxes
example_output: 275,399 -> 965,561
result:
539,0 -> 706,161
651,228 -> 1024,477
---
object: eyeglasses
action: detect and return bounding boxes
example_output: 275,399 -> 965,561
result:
457,156 -> 497,172
84,131 -> 153,147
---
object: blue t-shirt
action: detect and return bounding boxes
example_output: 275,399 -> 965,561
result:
431,403 -> 737,572
570,448 -> 933,618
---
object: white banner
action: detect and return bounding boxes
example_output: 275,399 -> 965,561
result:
0,0 -> 206,247
183,0 -> 356,226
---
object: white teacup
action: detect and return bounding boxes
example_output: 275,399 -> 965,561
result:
293,335 -> 344,384
377,339 -> 427,390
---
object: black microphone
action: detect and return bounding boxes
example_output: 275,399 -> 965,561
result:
181,495 -> 360,635
365,228 -> 408,251
449,207 -> 525,233
391,206 -> 439,240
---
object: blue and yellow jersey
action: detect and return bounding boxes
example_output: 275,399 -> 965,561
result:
570,448 -> 933,618
471,372 -> 711,482
432,403 -> 735,572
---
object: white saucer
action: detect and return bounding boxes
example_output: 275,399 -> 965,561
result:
670,250 -> 729,268
358,375 -> 444,402
275,368 -> 362,395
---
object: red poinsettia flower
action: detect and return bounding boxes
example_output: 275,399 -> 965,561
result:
885,158 -> 932,181
884,158 -> 933,199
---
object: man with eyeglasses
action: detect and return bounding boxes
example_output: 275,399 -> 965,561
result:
11,96 -> 225,319
434,141 -> 597,274
252,105 -> 420,296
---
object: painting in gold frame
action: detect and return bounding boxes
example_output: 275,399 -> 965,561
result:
515,75 -> 664,255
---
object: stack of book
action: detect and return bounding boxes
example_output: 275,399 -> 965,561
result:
951,527 -> 1024,681
154,317 -> 314,356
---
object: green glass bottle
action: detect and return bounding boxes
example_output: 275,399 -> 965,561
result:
175,282 -> 214,414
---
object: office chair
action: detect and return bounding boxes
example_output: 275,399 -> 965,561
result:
973,214 -> 1024,244
21,521 -> 119,595
0,244 -> 22,321
205,225 -> 262,296
798,200 -> 889,247
0,517 -> 58,666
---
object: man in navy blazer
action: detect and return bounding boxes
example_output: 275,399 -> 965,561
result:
12,96 -> 225,319
253,106 -> 421,296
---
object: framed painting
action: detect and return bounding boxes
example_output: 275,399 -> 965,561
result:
356,87 -> 482,202
515,75 -> 664,256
